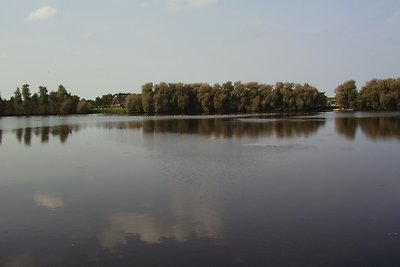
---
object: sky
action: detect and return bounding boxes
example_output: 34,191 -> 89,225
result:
0,0 -> 399,99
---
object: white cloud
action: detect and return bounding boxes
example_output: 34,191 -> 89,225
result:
27,6 -> 58,22
166,0 -> 217,11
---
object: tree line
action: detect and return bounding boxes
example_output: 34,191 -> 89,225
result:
126,81 -> 327,114
1,78 -> 399,117
0,84 -> 89,116
335,78 -> 400,110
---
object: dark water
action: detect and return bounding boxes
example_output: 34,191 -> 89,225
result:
1,112 -> 400,267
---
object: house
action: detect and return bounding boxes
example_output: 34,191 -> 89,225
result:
110,94 -> 129,108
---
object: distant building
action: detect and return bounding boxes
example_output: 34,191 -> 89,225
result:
327,97 -> 337,107
110,94 -> 129,108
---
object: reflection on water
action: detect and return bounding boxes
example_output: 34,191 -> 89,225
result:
33,193 -> 64,210
359,116 -> 400,140
2,116 -> 327,146
1,113 -> 400,266
101,118 -> 326,139
100,211 -> 222,249
335,117 -> 358,140
2,115 -> 400,147
335,115 -> 400,140
10,125 -> 80,145
4,254 -> 33,267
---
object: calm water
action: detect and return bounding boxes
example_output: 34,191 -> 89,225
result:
1,112 -> 400,266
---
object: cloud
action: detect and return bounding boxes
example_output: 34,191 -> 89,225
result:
27,6 -> 58,22
166,0 -> 217,11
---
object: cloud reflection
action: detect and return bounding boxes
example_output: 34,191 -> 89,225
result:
4,254 -> 33,267
100,211 -> 222,250
33,193 -> 64,210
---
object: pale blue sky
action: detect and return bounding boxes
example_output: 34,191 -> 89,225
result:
1,0 -> 399,99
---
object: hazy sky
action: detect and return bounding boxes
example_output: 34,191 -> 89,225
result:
1,0 -> 399,99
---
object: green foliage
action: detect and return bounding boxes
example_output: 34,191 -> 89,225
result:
2,84 -> 83,116
126,94 -> 143,114
335,80 -> 358,109
77,100 -> 90,114
141,83 -> 154,113
94,94 -> 114,108
0,94 -> 4,116
126,81 -> 328,114
2,77 -> 399,117
357,78 -> 400,110
38,86 -> 49,114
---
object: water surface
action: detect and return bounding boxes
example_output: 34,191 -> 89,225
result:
1,112 -> 400,266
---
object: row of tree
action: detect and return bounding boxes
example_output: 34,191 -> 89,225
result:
0,84 -> 89,116
335,78 -> 400,110
126,81 -> 327,114
1,78 -> 399,116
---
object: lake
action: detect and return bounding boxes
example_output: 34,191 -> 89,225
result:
1,112 -> 400,266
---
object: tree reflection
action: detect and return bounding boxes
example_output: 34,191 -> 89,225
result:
51,125 -> 77,144
41,127 -> 50,143
24,127 -> 32,146
12,125 -> 80,145
137,118 -> 325,139
358,117 -> 400,140
15,128 -> 23,143
92,117 -> 326,139
335,115 -> 400,141
335,117 -> 358,140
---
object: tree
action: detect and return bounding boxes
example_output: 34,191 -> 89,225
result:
232,81 -> 248,112
21,84 -> 32,114
126,94 -> 143,114
246,82 -> 261,112
154,82 -> 172,113
77,99 -> 90,114
293,83 -> 323,111
141,83 -> 154,113
259,84 -> 273,111
13,88 -> 23,115
357,78 -> 400,110
48,91 -> 58,114
59,98 -> 72,115
31,93 -> 39,114
175,83 -> 190,113
0,93 -> 4,116
212,83 -> 228,113
38,86 -> 49,114
196,83 -> 213,113
335,80 -> 358,109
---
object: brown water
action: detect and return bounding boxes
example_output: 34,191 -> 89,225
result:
0,112 -> 400,266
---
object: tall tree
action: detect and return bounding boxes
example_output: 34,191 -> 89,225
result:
141,83 -> 154,113
335,80 -> 358,109
213,83 -> 229,113
175,83 -> 190,113
126,94 -> 143,114
154,82 -> 171,113
21,84 -> 31,114
38,86 -> 49,114
0,93 -> 4,116
13,88 -> 23,115
77,99 -> 90,113
197,83 -> 213,113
